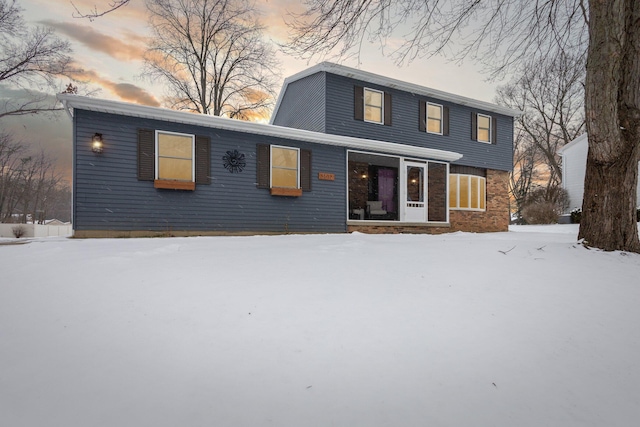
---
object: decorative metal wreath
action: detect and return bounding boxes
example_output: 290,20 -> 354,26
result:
222,149 -> 246,173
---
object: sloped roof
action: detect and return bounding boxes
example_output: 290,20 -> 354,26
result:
58,94 -> 463,162
270,62 -> 522,123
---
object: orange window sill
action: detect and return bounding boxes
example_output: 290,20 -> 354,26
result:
270,187 -> 303,197
154,179 -> 196,191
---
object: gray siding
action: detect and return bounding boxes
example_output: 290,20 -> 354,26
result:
272,72 -> 326,132
324,74 -> 514,171
74,109 -> 346,233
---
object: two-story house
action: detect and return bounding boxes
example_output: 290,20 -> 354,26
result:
58,62 -> 519,237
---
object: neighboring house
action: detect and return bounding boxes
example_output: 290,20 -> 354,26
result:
559,133 -> 640,213
58,62 -> 519,238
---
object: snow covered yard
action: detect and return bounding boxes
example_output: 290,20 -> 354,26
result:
1,225 -> 639,426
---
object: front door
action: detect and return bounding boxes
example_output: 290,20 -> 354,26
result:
404,161 -> 426,222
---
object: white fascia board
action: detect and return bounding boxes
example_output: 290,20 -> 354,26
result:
57,94 -> 463,162
270,62 -> 522,123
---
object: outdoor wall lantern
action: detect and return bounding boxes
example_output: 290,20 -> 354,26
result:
92,133 -> 104,154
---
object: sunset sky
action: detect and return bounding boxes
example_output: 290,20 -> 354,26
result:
2,0 -> 503,183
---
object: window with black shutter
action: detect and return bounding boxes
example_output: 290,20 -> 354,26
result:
355,86 -> 392,126
472,113 -> 497,144
137,128 -> 210,190
256,143 -> 311,196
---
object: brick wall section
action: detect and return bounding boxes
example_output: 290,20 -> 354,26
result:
348,161 -> 369,210
347,169 -> 510,234
428,163 -> 447,221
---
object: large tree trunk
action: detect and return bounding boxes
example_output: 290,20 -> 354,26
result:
580,0 -> 640,253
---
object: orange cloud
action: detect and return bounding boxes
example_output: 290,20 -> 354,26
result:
70,66 -> 160,107
258,0 -> 306,41
40,20 -> 147,61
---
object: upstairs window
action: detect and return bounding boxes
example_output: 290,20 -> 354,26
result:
471,112 -> 497,144
477,114 -> 491,143
364,88 -> 384,124
427,103 -> 443,134
419,101 -> 449,135
354,86 -> 392,126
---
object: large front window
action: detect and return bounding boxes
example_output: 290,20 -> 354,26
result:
364,88 -> 384,124
156,131 -> 194,181
449,174 -> 486,210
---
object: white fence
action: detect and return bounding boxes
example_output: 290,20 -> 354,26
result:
0,223 -> 72,238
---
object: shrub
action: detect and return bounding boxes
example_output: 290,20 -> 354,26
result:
519,186 -> 570,225
570,208 -> 582,224
12,225 -> 26,238
521,202 -> 559,224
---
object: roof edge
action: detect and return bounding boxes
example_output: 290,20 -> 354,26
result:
270,62 -> 522,124
57,94 -> 463,163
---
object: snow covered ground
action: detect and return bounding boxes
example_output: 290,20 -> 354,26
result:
1,225 -> 639,426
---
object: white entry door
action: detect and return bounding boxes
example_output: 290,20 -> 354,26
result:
403,161 -> 427,222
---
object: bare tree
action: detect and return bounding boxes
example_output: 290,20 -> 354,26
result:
0,132 -> 24,220
71,0 -> 131,20
507,124 -> 540,223
142,0 -> 280,119
580,2 -> 640,251
0,0 -> 73,118
286,0 -> 640,253
19,149 -> 64,224
0,132 -> 66,223
497,52 -> 585,218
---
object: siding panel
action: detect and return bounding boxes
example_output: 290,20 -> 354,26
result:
74,109 -> 346,233
324,74 -> 514,171
272,72 -> 326,132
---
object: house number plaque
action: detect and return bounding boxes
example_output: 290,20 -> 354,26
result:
318,172 -> 335,181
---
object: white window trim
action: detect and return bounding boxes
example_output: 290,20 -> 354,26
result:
270,145 -> 300,189
477,113 -> 492,144
154,130 -> 195,181
363,87 -> 384,125
426,102 -> 444,135
450,174 -> 486,211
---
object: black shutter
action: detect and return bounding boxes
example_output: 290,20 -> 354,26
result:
419,100 -> 426,132
384,92 -> 392,126
138,129 -> 155,181
443,106 -> 450,136
354,86 -> 364,121
471,112 -> 477,141
492,117 -> 498,144
195,135 -> 211,184
300,149 -> 312,192
256,144 -> 270,189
